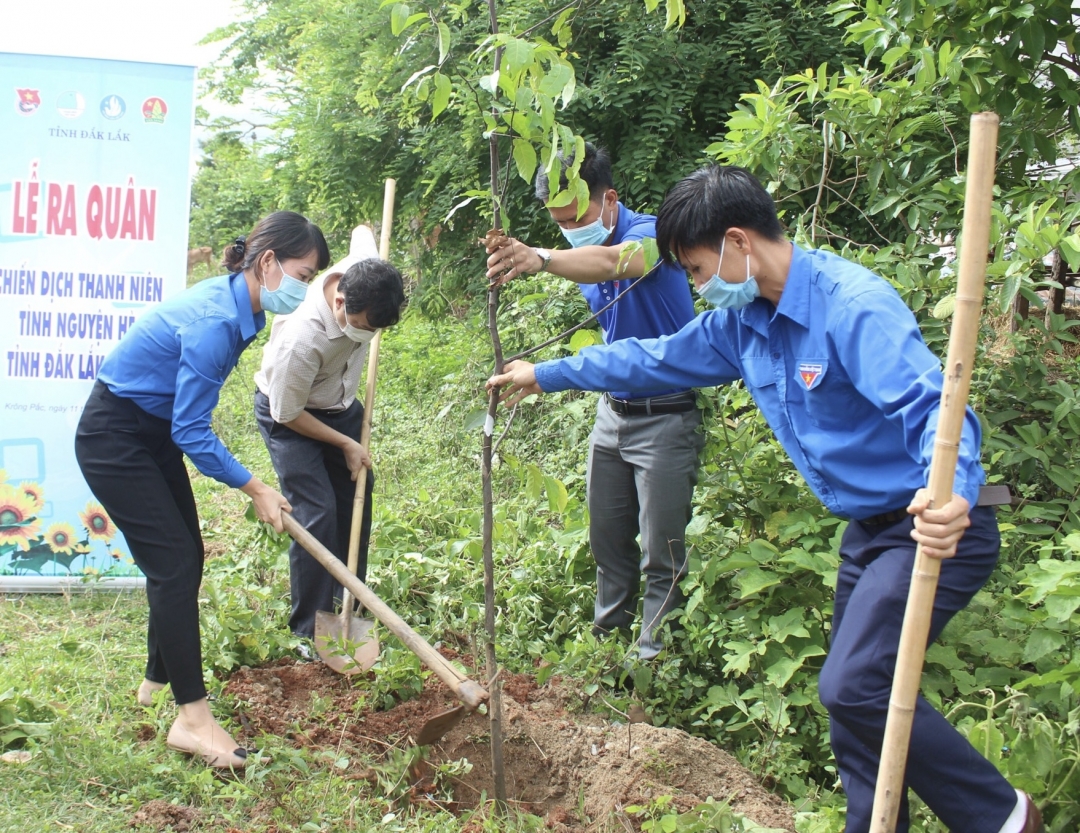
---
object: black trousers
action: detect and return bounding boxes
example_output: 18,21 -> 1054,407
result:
254,391 -> 374,638
74,381 -> 208,705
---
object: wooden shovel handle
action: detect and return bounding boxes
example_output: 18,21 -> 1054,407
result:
870,112 -> 999,832
342,179 -> 396,614
284,512 -> 488,711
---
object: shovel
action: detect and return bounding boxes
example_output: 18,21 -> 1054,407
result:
284,512 -> 489,743
314,179 -> 397,674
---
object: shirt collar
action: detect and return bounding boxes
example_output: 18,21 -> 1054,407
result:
230,272 -> 262,338
775,243 -> 811,328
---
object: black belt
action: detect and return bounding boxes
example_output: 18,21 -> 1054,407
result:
604,392 -> 697,416
859,485 -> 1012,527
305,404 -> 351,417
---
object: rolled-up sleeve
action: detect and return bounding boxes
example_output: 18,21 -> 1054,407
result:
171,315 -> 252,488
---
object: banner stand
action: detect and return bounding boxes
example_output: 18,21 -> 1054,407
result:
1,53 -> 194,590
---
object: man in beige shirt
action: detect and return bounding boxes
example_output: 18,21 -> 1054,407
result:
255,225 -> 406,638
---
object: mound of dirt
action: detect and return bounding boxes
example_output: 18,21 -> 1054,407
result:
223,659 -> 794,831
129,799 -> 200,831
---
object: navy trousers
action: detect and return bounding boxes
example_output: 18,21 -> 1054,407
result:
255,391 -> 374,638
818,507 -> 1017,832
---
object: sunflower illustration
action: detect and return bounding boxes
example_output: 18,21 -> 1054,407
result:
79,501 -> 117,541
44,522 -> 78,555
0,484 -> 42,550
19,481 -> 45,511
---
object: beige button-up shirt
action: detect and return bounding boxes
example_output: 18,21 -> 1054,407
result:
254,277 -> 369,423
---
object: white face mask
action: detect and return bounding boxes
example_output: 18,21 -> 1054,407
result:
341,321 -> 376,344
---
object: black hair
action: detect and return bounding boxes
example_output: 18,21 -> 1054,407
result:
339,259 -> 407,329
222,211 -> 331,276
655,165 -> 785,264
534,142 -> 614,204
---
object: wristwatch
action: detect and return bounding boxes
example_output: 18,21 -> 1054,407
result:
534,247 -> 552,272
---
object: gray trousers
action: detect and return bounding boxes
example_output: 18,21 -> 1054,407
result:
587,397 -> 704,659
254,391 -> 374,638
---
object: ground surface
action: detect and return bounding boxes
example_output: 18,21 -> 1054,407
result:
211,657 -> 795,832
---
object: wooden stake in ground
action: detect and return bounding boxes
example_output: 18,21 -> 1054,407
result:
869,111 -> 1000,833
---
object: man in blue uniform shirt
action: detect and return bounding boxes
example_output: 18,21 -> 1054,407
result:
487,166 -> 1042,833
485,143 -> 704,661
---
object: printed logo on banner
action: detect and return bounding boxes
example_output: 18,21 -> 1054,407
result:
15,88 -> 41,115
100,95 -> 126,120
56,90 -> 85,118
141,97 -> 167,123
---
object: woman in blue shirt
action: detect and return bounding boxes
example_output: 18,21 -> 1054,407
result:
75,211 -> 330,769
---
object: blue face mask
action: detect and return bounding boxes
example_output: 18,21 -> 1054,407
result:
560,204 -> 614,248
260,259 -> 309,315
697,239 -> 760,310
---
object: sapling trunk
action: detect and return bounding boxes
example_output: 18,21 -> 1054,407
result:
482,0 -> 508,812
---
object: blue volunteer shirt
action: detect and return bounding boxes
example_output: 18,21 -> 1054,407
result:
97,273 -> 265,488
536,244 -> 985,520
579,202 -> 696,399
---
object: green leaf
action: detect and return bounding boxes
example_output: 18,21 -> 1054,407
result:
764,656 -> 803,688
431,73 -> 451,119
735,567 -> 781,599
568,328 -> 600,353
390,3 -> 410,35
544,475 -> 569,514
512,139 -> 537,184
437,22 -> 450,64
722,640 -> 765,675
502,38 -> 535,76
525,464 -> 543,502
1023,628 -> 1065,663
767,608 -> 810,642
464,408 -> 488,431
966,720 -> 1005,763
932,293 -> 956,319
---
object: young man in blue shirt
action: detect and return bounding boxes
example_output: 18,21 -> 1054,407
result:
486,143 -> 704,661
488,166 -> 1042,833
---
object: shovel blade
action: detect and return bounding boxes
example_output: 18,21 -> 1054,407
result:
314,612 -> 379,675
415,704 -> 468,746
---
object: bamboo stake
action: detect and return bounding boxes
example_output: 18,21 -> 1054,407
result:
869,112 -> 999,832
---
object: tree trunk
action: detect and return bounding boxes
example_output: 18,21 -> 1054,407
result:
1045,247 -> 1066,327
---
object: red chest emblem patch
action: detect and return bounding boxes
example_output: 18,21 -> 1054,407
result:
799,362 -> 823,389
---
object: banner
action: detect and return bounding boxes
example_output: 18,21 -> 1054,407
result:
0,53 -> 194,584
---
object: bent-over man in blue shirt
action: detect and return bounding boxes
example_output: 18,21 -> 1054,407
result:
486,143 -> 704,661
487,166 -> 1041,833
